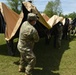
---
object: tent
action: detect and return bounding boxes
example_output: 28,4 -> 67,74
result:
12,2 -> 52,38
22,2 -> 51,29
68,18 -> 72,24
47,15 -> 59,27
62,18 -> 65,25
55,16 -> 63,24
62,18 -> 72,26
0,2 -> 19,40
41,13 -> 50,22
47,15 -> 64,27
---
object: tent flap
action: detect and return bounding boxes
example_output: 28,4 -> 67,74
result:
0,2 -> 19,40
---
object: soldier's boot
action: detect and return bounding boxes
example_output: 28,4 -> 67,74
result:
19,68 -> 25,72
25,73 -> 32,75
18,65 -> 25,72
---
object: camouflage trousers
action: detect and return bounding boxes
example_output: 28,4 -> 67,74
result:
57,33 -> 63,49
19,50 -> 36,74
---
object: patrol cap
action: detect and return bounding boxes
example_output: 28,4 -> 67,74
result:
27,13 -> 37,21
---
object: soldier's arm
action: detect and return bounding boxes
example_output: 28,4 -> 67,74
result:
33,29 -> 39,42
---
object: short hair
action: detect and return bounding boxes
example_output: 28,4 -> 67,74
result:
27,13 -> 37,21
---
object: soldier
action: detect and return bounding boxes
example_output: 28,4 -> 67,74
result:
57,22 -> 63,49
17,13 -> 39,75
52,22 -> 63,49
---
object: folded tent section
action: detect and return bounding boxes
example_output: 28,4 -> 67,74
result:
1,2 -> 64,40
7,1 -> 65,39
22,2 -> 51,29
41,13 -> 50,22
0,2 -> 19,40
47,15 -> 64,27
62,18 -> 66,25
47,15 -> 59,27
12,1 -> 52,38
61,18 -> 72,26
55,16 -> 64,24
68,18 -> 72,24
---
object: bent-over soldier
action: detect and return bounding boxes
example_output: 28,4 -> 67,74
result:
17,13 -> 39,75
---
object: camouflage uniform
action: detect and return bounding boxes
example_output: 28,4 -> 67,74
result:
57,22 -> 63,49
17,20 -> 39,75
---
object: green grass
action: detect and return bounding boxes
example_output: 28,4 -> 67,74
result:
0,34 -> 76,75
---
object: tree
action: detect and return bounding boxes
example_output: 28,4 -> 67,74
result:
7,0 -> 25,14
44,0 -> 62,17
66,12 -> 76,19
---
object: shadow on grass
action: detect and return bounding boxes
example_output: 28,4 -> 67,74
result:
0,44 -> 8,55
0,36 -> 76,75
0,42 -> 20,57
32,37 -> 70,75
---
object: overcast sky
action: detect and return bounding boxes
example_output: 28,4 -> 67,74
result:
0,0 -> 76,15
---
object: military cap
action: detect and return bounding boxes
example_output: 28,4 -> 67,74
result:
27,13 -> 37,21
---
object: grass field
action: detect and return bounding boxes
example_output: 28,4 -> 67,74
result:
0,34 -> 76,75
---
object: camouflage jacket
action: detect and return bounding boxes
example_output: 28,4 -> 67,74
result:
17,21 -> 39,53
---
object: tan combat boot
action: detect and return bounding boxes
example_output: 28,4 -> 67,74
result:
25,72 -> 32,75
25,73 -> 32,75
18,65 -> 25,72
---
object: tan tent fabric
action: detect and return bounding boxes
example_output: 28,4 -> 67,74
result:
62,18 -> 65,25
11,2 -> 51,40
11,2 -> 52,40
55,16 -> 64,24
47,15 -> 59,27
41,13 -> 50,22
47,15 -> 64,27
62,18 -> 72,26
68,18 -> 72,24
68,18 -> 72,21
11,12 -> 23,38
0,2 -> 19,40
22,2 -> 51,29
0,3 -> 3,15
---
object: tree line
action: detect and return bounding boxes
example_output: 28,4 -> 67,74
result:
7,0 -> 76,19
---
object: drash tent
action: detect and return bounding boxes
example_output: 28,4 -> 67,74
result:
55,16 -> 64,24
62,18 -> 65,25
12,1 -> 52,39
62,18 -> 72,26
47,15 -> 59,27
47,15 -> 64,27
0,2 -> 19,40
22,2 -> 51,29
68,18 -> 72,24
41,13 -> 50,22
